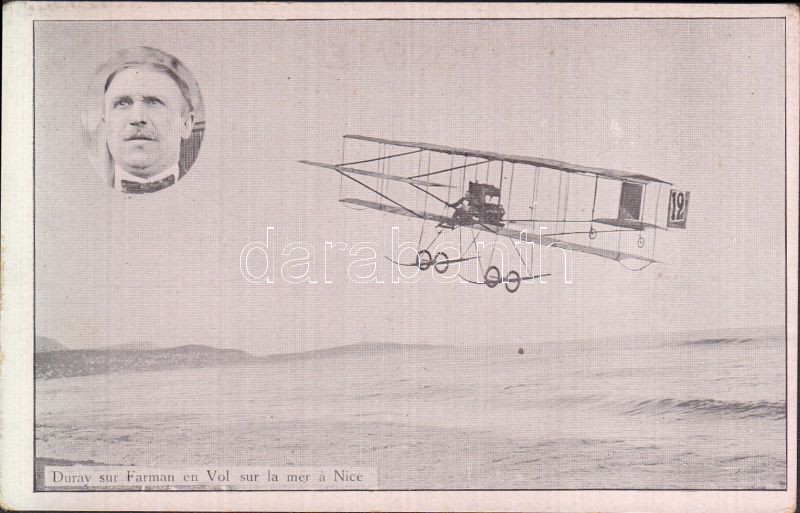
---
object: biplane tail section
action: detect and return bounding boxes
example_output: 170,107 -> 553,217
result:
594,180 -> 690,232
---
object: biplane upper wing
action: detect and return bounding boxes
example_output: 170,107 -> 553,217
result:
344,135 -> 671,185
300,161 -> 453,188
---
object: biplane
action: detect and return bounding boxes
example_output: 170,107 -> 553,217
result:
301,135 -> 690,292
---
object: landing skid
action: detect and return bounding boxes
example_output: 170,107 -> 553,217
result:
459,268 -> 551,293
383,254 -> 477,272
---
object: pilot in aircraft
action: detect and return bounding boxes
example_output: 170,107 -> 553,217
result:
448,182 -> 506,227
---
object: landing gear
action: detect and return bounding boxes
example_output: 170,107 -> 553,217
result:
505,270 -> 521,293
416,250 -> 432,270
414,241 -> 532,294
484,266 -> 501,288
481,267 -> 524,292
416,250 -> 451,272
434,252 -> 449,274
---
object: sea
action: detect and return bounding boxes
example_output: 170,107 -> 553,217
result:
35,329 -> 787,490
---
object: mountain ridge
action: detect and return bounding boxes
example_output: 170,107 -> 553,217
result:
34,341 -> 445,380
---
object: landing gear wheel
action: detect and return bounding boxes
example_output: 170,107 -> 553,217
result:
416,250 -> 433,270
589,227 -> 597,240
505,270 -> 521,293
434,252 -> 449,274
637,235 -> 646,248
484,266 -> 501,288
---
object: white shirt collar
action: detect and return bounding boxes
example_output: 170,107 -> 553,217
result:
114,163 -> 180,192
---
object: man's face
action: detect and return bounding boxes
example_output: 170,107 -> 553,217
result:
104,66 -> 193,178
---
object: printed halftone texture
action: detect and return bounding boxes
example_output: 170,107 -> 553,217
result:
35,333 -> 786,489
80,46 -> 207,185
33,19 -> 786,490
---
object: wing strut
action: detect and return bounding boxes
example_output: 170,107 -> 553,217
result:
406,181 -> 454,209
409,159 -> 493,179
341,148 -> 425,167
318,163 -> 426,221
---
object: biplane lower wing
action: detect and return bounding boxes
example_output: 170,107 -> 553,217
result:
300,160 -> 453,188
343,198 -> 658,264
494,225 -> 659,263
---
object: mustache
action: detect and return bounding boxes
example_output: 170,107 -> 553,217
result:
123,129 -> 158,142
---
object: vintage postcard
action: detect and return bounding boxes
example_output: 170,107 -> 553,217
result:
1,2 -> 797,512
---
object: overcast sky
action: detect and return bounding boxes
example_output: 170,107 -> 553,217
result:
34,19 -> 786,353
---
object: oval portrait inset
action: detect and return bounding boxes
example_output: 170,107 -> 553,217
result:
82,46 -> 205,194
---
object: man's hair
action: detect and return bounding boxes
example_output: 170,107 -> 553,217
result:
104,62 -> 194,115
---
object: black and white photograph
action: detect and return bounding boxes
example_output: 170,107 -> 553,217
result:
82,46 -> 206,193
1,3 -> 796,512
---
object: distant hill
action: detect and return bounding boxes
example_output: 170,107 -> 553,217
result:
35,336 -> 68,353
35,342 -> 447,380
104,341 -> 162,351
267,342 -> 443,362
35,345 -> 253,380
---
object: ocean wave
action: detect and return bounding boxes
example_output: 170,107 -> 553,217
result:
678,337 -> 755,346
622,398 -> 785,420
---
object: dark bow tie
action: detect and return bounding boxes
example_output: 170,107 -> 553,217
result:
120,174 -> 176,194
